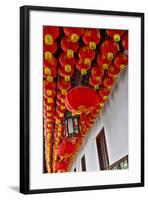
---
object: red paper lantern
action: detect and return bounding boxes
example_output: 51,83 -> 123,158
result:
63,27 -> 84,42
91,66 -> 104,79
57,79 -> 71,95
99,87 -> 110,100
44,40 -> 57,55
89,76 -> 102,90
78,46 -> 95,65
122,33 -> 128,50
106,29 -> 125,42
59,53 -> 75,70
97,53 -> 112,70
56,160 -> 69,171
114,53 -> 128,70
44,61 -> 57,78
58,139 -> 76,157
44,26 -> 59,45
61,36 -> 79,58
103,76 -> 114,90
76,59 -> 91,75
65,86 -> 98,115
107,64 -> 120,79
82,29 -> 101,50
100,39 -> 118,61
59,66 -> 74,82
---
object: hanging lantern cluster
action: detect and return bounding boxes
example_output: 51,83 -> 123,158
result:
43,26 -> 59,173
43,25 -> 128,173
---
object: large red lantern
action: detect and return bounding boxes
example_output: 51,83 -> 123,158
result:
106,29 -> 125,42
61,36 -> 79,58
65,86 -> 99,115
57,79 -> 71,95
97,53 -> 112,70
63,27 -> 84,42
114,52 -> 128,70
76,59 -> 91,75
122,33 -> 128,50
100,39 -> 118,61
82,29 -> 101,50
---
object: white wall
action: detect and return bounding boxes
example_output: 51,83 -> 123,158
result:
71,68 -> 128,171
0,0 -> 147,200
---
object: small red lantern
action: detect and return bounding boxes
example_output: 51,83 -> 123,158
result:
65,86 -> 99,115
103,76 -> 114,90
44,26 -> 59,45
106,29 -> 125,42
59,66 -> 74,81
44,97 -> 55,106
44,61 -> 57,78
78,46 -> 95,65
82,29 -> 101,50
59,53 -> 75,70
122,33 -> 128,50
100,39 -> 118,61
91,66 -> 104,79
97,53 -> 112,70
58,139 -> 76,157
76,59 -> 91,75
57,79 -> 71,95
44,41 -> 57,55
99,87 -> 110,100
44,88 -> 56,98
56,160 -> 69,172
89,76 -> 102,90
63,27 -> 84,42
61,36 -> 79,58
107,64 -> 120,79
114,53 -> 128,70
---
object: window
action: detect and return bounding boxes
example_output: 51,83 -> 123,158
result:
96,127 -> 109,170
74,167 -> 76,172
81,155 -> 86,171
109,155 -> 128,170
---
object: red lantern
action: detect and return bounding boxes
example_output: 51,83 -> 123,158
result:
76,59 -> 91,75
114,53 -> 128,70
91,66 -> 104,79
44,61 -> 57,78
63,27 -> 84,42
122,33 -> 128,50
107,64 -> 120,79
100,39 -> 118,61
99,87 -> 110,100
78,46 -> 95,65
82,29 -> 101,50
61,36 -> 79,58
44,40 -> 57,54
97,53 -> 112,70
44,88 -> 56,98
58,139 -> 76,157
59,53 -> 75,70
59,66 -> 74,82
106,29 -> 125,42
44,26 -> 59,45
57,79 -> 71,95
103,76 -> 114,90
44,81 -> 56,90
65,86 -> 99,115
89,76 -> 102,90
56,160 -> 69,172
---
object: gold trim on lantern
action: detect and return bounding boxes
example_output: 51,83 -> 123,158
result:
84,58 -> 91,66
67,49 -> 74,58
81,69 -> 87,75
45,51 -> 52,61
44,67 -> 51,75
71,33 -> 79,43
64,76 -> 70,81
107,52 -> 114,61
61,89 -> 67,95
47,89 -> 52,96
65,64 -> 71,72
47,75 -> 53,82
89,41 -> 96,50
113,34 -> 121,42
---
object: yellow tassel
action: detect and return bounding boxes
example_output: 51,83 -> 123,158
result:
47,98 -> 53,104
45,34 -> 53,45
65,64 -> 71,72
67,49 -> 74,58
84,58 -> 91,66
47,76 -> 53,82
107,52 -> 114,61
47,89 -> 52,96
71,33 -> 79,43
81,69 -> 87,75
45,51 -> 52,61
113,34 -> 120,42
64,76 -> 70,81
44,67 -> 51,75
89,42 -> 96,50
